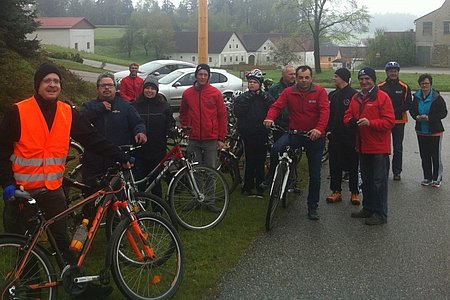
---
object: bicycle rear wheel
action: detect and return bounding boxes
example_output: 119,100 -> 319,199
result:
0,236 -> 57,300
169,166 -> 229,230
109,212 -> 184,300
265,161 -> 287,231
217,150 -> 241,194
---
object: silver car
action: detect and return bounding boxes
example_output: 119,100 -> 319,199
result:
113,59 -> 196,90
158,68 -> 243,107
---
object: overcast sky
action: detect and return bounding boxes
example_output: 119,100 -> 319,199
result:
136,0 -> 444,17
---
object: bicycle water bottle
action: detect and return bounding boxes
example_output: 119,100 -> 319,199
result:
69,218 -> 89,252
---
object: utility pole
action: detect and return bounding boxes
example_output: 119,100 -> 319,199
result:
198,0 -> 208,64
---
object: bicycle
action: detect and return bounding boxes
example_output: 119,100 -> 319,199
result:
131,128 -> 230,230
0,164 -> 184,300
265,126 -> 306,231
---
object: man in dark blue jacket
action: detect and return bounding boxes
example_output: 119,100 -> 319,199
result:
79,73 -> 147,185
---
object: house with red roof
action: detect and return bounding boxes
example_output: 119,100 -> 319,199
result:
30,17 -> 95,53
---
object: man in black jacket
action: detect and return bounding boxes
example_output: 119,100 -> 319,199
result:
325,68 -> 359,205
378,62 -> 412,181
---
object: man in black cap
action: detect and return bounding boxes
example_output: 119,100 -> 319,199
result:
325,68 -> 360,205
0,62 -> 130,298
179,63 -> 227,212
344,67 -> 395,225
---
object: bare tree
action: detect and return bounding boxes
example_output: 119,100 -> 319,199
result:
277,0 -> 370,73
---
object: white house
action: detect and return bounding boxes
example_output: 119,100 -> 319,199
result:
30,17 -> 95,53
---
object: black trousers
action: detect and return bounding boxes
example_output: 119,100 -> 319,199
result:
328,136 -> 359,194
241,134 -> 268,192
3,187 -> 76,265
417,134 -> 443,182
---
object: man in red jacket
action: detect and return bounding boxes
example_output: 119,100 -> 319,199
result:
179,64 -> 227,212
263,65 -> 329,220
344,67 -> 395,225
119,63 -> 144,101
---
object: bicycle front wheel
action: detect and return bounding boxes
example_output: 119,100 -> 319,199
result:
110,212 -> 184,300
169,166 -> 230,230
266,161 -> 288,231
0,236 -> 57,300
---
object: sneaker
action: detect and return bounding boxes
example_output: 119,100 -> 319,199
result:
432,180 -> 441,188
255,188 -> 264,198
241,190 -> 255,197
326,191 -> 342,203
350,193 -> 360,205
393,174 -> 401,181
307,207 -> 319,220
78,283 -> 113,299
351,209 -> 373,218
421,179 -> 432,186
259,179 -> 272,190
365,214 -> 387,225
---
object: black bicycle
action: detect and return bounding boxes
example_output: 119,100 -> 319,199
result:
265,126 -> 305,231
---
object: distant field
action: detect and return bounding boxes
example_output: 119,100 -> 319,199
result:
95,27 -> 126,40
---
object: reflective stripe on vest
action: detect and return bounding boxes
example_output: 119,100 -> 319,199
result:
12,97 -> 72,190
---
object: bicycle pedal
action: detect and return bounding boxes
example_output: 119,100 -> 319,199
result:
99,269 -> 110,285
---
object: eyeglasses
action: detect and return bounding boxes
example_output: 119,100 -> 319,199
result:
420,82 -> 431,85
98,83 -> 115,88
42,78 -> 61,85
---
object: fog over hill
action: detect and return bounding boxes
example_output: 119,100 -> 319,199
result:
369,13 -> 417,33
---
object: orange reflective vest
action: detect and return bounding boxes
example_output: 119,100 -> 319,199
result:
11,97 -> 72,190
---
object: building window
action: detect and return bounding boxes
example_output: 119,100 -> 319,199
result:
444,21 -> 450,34
87,42 -> 90,49
192,56 -> 195,61
209,57 -> 212,62
236,56 -> 238,62
236,44 -> 238,48
180,56 -> 183,59
224,56 -> 227,62
230,56 -> 233,62
423,21 -> 432,36
74,43 -> 78,50
328,57 -> 331,62
241,56 -> 244,62
264,46 -> 266,50
229,44 -> 231,49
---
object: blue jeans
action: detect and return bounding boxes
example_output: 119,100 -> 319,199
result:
268,133 -> 325,208
359,154 -> 389,219
186,139 -> 217,168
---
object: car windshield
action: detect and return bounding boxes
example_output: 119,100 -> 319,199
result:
139,61 -> 164,73
159,70 -> 184,84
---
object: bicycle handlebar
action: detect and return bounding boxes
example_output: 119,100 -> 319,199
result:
269,125 -> 309,136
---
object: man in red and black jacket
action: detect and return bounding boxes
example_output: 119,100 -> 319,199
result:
378,61 -> 412,181
344,67 -> 395,226
263,65 -> 329,220
119,63 -> 144,101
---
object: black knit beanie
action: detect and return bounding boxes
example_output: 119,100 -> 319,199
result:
195,63 -> 211,79
34,63 -> 62,92
334,68 -> 351,83
143,75 -> 159,92
358,67 -> 376,82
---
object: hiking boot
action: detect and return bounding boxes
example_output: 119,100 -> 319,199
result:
326,191 -> 342,203
77,283 -> 113,299
350,193 -> 360,205
365,214 -> 387,225
351,209 -> 373,218
432,180 -> 441,188
307,207 -> 319,220
421,179 -> 432,186
393,174 -> 401,181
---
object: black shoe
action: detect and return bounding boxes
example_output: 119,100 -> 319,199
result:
241,190 -> 255,197
393,174 -> 401,181
259,179 -> 272,190
77,283 -> 113,299
255,188 -> 264,198
351,209 -> 373,218
307,207 -> 319,220
365,214 -> 387,225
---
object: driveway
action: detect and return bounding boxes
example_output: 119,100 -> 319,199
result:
216,94 -> 450,299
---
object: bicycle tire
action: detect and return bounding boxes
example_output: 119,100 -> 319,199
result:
105,192 -> 178,241
65,140 -> 84,176
265,161 -> 287,231
321,138 -> 329,164
109,212 -> 184,300
0,235 -> 57,300
217,150 -> 241,194
168,166 -> 229,230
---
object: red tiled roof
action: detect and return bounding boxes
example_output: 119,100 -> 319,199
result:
35,17 -> 94,29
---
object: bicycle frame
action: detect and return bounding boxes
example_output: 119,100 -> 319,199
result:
270,148 -> 293,197
4,173 -> 155,294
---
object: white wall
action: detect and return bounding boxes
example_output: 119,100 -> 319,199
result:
27,28 -> 95,53
69,29 -> 95,53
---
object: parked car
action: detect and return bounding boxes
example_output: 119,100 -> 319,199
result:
158,68 -> 243,107
113,59 -> 196,90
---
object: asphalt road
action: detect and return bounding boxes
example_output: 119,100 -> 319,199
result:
216,94 -> 450,299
